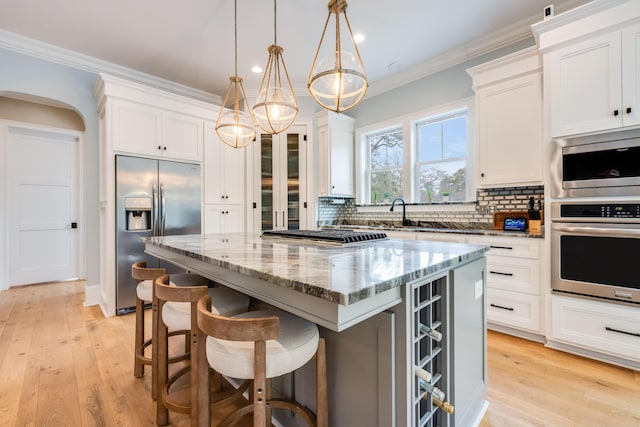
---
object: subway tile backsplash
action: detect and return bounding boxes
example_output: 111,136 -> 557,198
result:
318,185 -> 544,227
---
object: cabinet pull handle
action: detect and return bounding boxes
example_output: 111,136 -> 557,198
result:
490,303 -> 514,311
489,270 -> 514,277
627,107 -> 632,114
489,245 -> 513,250
605,326 -> 640,338
614,110 -> 619,116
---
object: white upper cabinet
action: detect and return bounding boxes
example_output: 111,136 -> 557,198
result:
111,99 -> 203,162
203,122 -> 246,206
316,111 -> 355,197
203,122 -> 246,233
533,0 -> 640,138
468,47 -> 543,188
97,74 -> 211,163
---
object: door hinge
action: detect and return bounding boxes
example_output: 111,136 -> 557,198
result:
71,222 -> 78,229
303,134 -> 307,141
303,202 -> 307,208
253,202 -> 257,209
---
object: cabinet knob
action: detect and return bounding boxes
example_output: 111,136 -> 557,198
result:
158,146 -> 162,150
481,173 -> 485,178
163,146 -> 167,151
627,107 -> 633,114
614,110 -> 619,116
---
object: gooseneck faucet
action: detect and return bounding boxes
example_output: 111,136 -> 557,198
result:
390,198 -> 411,226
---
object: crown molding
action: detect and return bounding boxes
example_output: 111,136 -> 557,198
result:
0,28 -> 221,105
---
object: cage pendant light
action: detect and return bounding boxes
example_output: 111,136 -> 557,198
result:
308,0 -> 368,113
216,0 -> 256,148
252,0 -> 298,134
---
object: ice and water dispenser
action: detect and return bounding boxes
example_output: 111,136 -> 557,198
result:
125,197 -> 152,231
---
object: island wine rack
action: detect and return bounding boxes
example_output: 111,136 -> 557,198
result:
411,273 -> 450,427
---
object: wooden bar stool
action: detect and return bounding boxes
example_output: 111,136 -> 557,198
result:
155,274 -> 250,426
196,294 -> 328,427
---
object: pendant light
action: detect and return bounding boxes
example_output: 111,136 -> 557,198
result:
308,0 -> 368,113
216,0 -> 256,148
252,0 -> 298,134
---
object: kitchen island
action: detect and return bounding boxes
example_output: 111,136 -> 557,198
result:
145,232 -> 489,427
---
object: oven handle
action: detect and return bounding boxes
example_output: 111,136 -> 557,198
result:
552,225 -> 640,237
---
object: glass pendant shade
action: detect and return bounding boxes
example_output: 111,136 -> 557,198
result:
253,45 -> 298,134
308,0 -> 368,113
216,76 -> 256,148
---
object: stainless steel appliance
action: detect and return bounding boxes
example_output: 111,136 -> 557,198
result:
116,155 -> 201,314
551,128 -> 640,198
551,201 -> 640,305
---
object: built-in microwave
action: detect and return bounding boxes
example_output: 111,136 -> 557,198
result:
551,129 -> 640,198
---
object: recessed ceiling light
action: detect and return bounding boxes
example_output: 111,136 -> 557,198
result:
251,65 -> 263,73
353,33 -> 365,44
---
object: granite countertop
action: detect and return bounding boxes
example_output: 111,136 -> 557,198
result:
144,233 -> 489,306
323,221 -> 545,239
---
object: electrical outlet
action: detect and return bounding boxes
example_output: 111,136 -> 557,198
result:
477,205 -> 490,215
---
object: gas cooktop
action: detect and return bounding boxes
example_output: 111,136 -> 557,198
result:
261,229 -> 389,246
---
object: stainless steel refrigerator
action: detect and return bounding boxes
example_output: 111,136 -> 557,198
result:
115,155 -> 201,314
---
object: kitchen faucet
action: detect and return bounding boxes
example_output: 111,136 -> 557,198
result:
390,198 -> 412,226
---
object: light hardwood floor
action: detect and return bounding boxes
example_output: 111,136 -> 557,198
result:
0,281 -> 639,426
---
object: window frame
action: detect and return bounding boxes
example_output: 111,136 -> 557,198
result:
355,97 -> 475,206
363,125 -> 404,205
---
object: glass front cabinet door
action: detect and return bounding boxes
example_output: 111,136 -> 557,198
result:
253,125 -> 308,231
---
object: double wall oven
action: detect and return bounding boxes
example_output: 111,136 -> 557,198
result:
551,129 -> 640,306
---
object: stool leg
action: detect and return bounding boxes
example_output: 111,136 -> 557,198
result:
197,329 -> 211,427
151,294 -> 159,400
156,300 -> 169,426
134,296 -> 144,378
316,338 -> 328,427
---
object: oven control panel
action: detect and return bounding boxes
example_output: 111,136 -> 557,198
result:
559,203 -> 640,219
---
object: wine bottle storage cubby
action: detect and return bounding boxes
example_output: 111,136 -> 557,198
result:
412,273 -> 449,427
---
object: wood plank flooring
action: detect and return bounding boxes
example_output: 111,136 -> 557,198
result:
0,280 -> 638,426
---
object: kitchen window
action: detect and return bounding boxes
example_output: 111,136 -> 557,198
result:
415,110 -> 467,203
357,99 -> 473,206
365,126 -> 403,204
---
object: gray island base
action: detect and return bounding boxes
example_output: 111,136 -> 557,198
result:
144,233 -> 489,427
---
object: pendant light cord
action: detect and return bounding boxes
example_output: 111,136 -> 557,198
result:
234,0 -> 238,76
273,0 -> 277,45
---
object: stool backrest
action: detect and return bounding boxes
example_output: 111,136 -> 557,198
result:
131,261 -> 166,282
197,295 -> 278,342
154,274 -> 209,303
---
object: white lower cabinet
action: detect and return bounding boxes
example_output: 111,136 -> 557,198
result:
487,289 -> 540,333
203,204 -> 244,234
467,235 -> 542,336
550,295 -> 640,364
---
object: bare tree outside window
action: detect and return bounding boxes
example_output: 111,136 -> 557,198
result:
367,127 -> 403,203
416,112 -> 467,202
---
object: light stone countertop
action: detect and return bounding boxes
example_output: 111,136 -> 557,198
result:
144,232 -> 489,306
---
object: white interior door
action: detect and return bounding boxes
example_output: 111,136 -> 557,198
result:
7,126 -> 80,286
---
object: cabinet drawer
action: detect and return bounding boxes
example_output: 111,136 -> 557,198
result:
551,295 -> 640,362
468,236 -> 540,259
487,289 -> 540,333
486,255 -> 539,294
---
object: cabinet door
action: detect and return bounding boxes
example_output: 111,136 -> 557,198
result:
162,112 -> 203,162
112,99 -> 162,157
548,31 -> 622,137
254,125 -> 307,231
204,204 -> 244,234
204,124 -> 246,205
329,128 -> 355,196
622,23 -> 640,127
477,73 -> 542,187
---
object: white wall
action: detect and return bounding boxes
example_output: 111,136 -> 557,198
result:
0,47 -> 100,303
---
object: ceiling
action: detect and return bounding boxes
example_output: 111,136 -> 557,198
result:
0,0 -> 591,102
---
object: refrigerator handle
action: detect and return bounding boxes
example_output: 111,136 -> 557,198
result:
152,184 -> 159,236
160,183 -> 166,236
